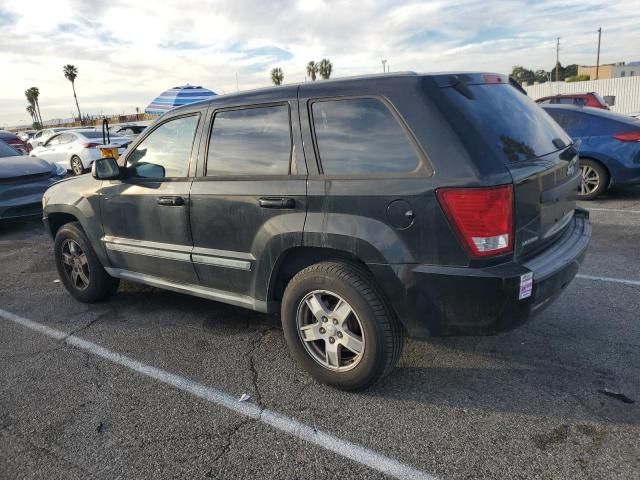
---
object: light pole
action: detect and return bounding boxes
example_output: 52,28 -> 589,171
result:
382,59 -> 387,73
595,27 -> 602,80
555,37 -> 560,82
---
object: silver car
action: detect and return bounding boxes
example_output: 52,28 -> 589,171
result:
31,130 -> 131,175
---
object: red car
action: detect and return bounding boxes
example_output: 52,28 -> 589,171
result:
535,92 -> 609,109
0,130 -> 31,154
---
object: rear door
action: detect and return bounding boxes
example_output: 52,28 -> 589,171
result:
189,98 -> 307,306
436,76 -> 580,258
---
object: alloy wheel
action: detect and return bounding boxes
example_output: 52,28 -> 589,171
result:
296,290 -> 365,372
71,157 -> 83,175
580,165 -> 600,196
61,239 -> 90,290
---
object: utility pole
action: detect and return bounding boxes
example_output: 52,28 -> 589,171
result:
595,27 -> 602,80
382,59 -> 387,73
555,37 -> 560,82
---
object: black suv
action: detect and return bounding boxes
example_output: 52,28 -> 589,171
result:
43,73 -> 591,390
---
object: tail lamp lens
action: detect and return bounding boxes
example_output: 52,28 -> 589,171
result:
613,131 -> 640,142
436,185 -> 514,258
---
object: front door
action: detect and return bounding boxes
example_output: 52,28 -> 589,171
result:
100,113 -> 202,284
189,100 -> 307,307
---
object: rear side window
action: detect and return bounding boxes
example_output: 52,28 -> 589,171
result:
311,98 -> 420,175
206,105 -> 292,176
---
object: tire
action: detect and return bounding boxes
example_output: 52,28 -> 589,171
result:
281,261 -> 404,390
579,158 -> 609,200
54,222 -> 119,303
70,156 -> 86,176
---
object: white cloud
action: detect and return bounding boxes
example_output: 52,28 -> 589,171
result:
1,0 -> 639,126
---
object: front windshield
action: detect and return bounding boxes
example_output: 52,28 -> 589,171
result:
0,140 -> 20,157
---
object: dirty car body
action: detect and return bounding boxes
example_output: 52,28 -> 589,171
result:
42,72 -> 591,388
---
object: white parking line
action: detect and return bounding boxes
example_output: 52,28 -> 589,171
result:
576,274 -> 640,287
0,308 -> 437,480
586,208 -> 640,214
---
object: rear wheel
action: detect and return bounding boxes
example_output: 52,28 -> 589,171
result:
54,222 -> 119,303
70,156 -> 86,176
579,158 -> 609,200
281,261 -> 404,390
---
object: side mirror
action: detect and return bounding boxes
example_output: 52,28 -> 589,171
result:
92,157 -> 122,180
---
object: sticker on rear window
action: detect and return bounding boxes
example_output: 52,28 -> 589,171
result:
519,272 -> 533,300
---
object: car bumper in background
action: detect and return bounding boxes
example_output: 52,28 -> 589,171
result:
369,209 -> 591,337
0,177 -> 62,220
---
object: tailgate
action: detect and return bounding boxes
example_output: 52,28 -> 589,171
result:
508,146 -> 580,258
434,75 -> 579,258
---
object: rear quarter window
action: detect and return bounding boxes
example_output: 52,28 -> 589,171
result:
311,98 -> 421,175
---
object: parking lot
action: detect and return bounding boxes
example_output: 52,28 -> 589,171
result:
0,189 -> 638,480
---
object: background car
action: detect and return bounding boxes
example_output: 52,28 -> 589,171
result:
0,130 -> 31,154
28,128 -> 69,149
30,129 -> 131,175
542,104 -> 640,199
0,139 -> 66,220
17,130 -> 37,142
536,92 -> 609,109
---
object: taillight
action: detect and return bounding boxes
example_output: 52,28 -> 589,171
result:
613,131 -> 640,142
82,142 -> 100,148
436,185 -> 514,258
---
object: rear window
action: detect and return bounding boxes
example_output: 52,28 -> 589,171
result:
80,131 -> 104,139
440,84 -> 570,163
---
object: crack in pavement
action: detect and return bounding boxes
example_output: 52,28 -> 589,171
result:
247,328 -> 277,407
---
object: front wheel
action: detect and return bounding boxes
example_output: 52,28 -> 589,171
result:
579,158 -> 609,200
281,261 -> 404,390
54,222 -> 119,303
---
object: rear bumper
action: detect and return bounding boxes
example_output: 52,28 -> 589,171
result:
369,209 -> 591,337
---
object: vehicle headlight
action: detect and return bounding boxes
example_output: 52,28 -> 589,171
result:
55,163 -> 67,177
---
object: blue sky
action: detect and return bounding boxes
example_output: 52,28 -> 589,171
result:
0,0 -> 639,126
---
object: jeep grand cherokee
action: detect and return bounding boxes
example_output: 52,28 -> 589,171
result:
42,72 -> 591,390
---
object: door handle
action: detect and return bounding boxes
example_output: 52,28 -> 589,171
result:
157,196 -> 185,206
259,197 -> 295,209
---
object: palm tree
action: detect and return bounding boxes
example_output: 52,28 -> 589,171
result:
271,67 -> 284,86
318,58 -> 333,80
306,61 -> 318,81
63,64 -> 83,125
25,87 -> 43,128
26,105 -> 38,127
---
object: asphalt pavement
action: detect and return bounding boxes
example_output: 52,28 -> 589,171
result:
1,187 -> 639,480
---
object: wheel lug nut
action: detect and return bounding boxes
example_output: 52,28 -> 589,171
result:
332,319 -> 338,325
322,316 -> 328,322
329,337 -> 335,344
319,327 -> 326,334
337,332 -> 343,338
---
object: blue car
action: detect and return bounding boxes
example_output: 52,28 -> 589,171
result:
542,104 -> 640,199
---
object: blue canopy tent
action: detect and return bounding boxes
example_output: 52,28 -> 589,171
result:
145,84 -> 217,115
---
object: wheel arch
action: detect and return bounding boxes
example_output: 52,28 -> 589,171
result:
267,246 -> 370,304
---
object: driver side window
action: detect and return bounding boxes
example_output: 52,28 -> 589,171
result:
46,134 -> 62,146
126,115 -> 199,179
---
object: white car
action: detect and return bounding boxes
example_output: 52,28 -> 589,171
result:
28,128 -> 69,149
30,130 -> 131,175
